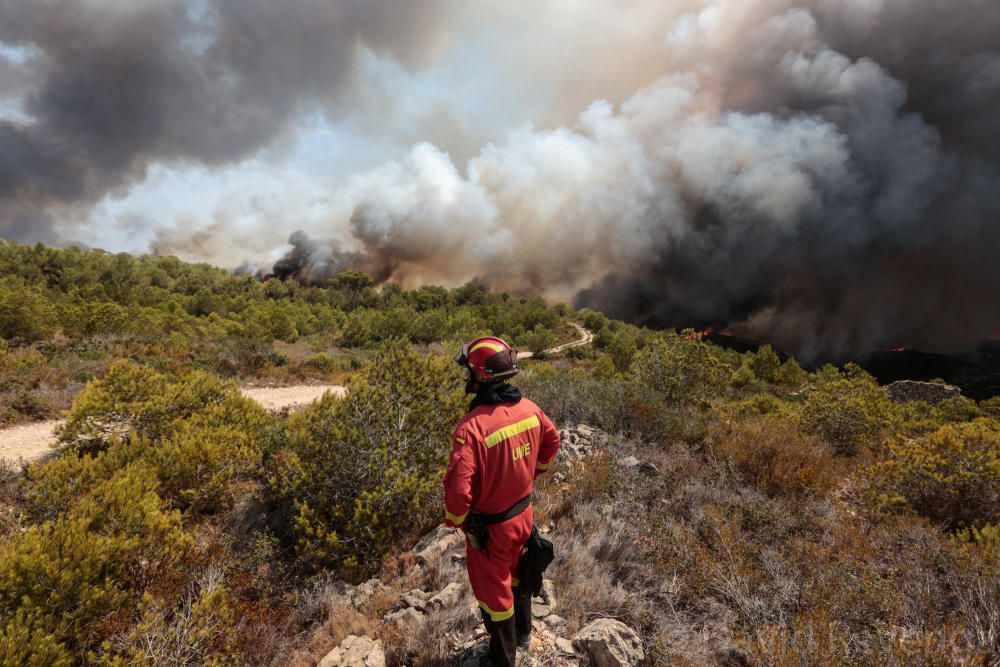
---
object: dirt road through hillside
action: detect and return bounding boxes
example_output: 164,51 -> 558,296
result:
519,323 -> 593,359
0,326 -> 591,466
0,384 -> 346,466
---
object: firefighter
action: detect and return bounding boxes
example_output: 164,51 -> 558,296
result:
444,336 -> 560,666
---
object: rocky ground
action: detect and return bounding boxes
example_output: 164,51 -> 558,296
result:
301,425 -> 651,667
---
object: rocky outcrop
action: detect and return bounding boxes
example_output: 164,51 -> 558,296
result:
347,578 -> 388,609
572,618 -> 645,667
886,380 -> 962,404
620,455 -> 659,477
559,425 -> 600,459
413,523 -> 463,565
318,635 -> 385,667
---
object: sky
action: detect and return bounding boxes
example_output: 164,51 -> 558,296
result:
1,0 -> 999,357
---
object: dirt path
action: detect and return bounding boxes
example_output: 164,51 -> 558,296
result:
241,385 -> 346,411
519,323 -> 594,359
0,384 -> 346,466
0,327 -> 592,466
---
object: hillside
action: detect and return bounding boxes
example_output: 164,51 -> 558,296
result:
0,242 -> 998,666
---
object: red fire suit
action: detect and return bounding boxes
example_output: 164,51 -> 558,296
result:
443,397 -> 560,622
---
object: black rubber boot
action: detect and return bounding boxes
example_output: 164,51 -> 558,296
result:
513,586 -> 532,648
481,610 -> 517,667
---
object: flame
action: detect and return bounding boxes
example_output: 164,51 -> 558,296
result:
684,328 -> 715,340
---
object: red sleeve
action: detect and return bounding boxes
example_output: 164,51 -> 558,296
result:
533,410 -> 561,478
443,426 -> 475,527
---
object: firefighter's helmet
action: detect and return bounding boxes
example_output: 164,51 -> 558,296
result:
455,336 -> 519,384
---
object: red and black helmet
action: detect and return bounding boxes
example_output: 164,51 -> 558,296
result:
455,336 -> 519,384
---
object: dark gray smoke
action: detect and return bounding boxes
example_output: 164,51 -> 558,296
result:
0,0 -> 454,241
252,230 -> 371,284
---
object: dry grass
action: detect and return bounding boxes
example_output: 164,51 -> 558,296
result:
523,423 -> 1000,666
709,416 -> 843,497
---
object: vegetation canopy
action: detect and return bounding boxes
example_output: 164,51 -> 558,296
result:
0,241 -> 996,665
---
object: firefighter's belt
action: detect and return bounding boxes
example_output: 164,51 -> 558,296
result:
464,495 -> 532,551
476,494 -> 532,526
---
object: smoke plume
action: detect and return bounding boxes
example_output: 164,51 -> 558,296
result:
3,1 -> 1000,358
0,0 -> 454,240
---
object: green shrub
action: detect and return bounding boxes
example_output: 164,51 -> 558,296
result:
58,359 -> 267,454
936,396 -> 982,423
25,437 -> 149,521
800,364 -> 889,455
268,340 -> 464,574
725,393 -> 795,420
865,420 -> 1000,530
525,328 -> 557,355
731,359 -> 759,388
954,523 -> 1000,565
0,339 -> 11,370
0,609 -> 72,667
0,285 -> 56,342
305,353 -> 339,373
521,367 -> 634,435
748,345 -> 782,384
0,468 -> 192,655
30,425 -> 261,520
8,391 -> 54,421
102,576 -> 237,667
151,423 -> 261,515
980,396 -> 1000,419
775,357 -> 808,389
629,333 -> 726,405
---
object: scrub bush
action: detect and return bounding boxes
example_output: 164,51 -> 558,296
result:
30,362 -> 267,518
57,359 -> 267,455
712,417 -> 839,497
268,340 -> 465,575
865,419 -> 1000,530
629,333 -> 726,405
102,572 -> 237,667
800,364 -> 889,455
0,468 -> 192,656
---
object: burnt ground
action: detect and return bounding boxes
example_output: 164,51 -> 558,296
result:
704,332 -> 1000,401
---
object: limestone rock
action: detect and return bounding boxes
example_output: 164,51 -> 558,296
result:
318,635 -> 385,667
559,424 -> 600,459
414,524 -> 463,565
572,618 -> 645,667
348,579 -> 387,609
541,579 -> 557,610
383,606 -> 425,628
886,380 -> 962,405
621,455 -> 660,477
399,589 -> 431,612
555,637 -> 576,656
545,613 -> 567,629
428,582 -> 465,610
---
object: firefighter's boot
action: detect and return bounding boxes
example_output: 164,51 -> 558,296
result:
481,611 -> 517,667
513,586 -> 532,648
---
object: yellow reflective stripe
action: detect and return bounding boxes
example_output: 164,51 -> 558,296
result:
478,600 -> 514,622
445,509 -> 468,525
469,341 -> 505,354
455,435 -> 465,444
511,577 -> 520,587
535,460 -> 552,471
485,415 -> 540,449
